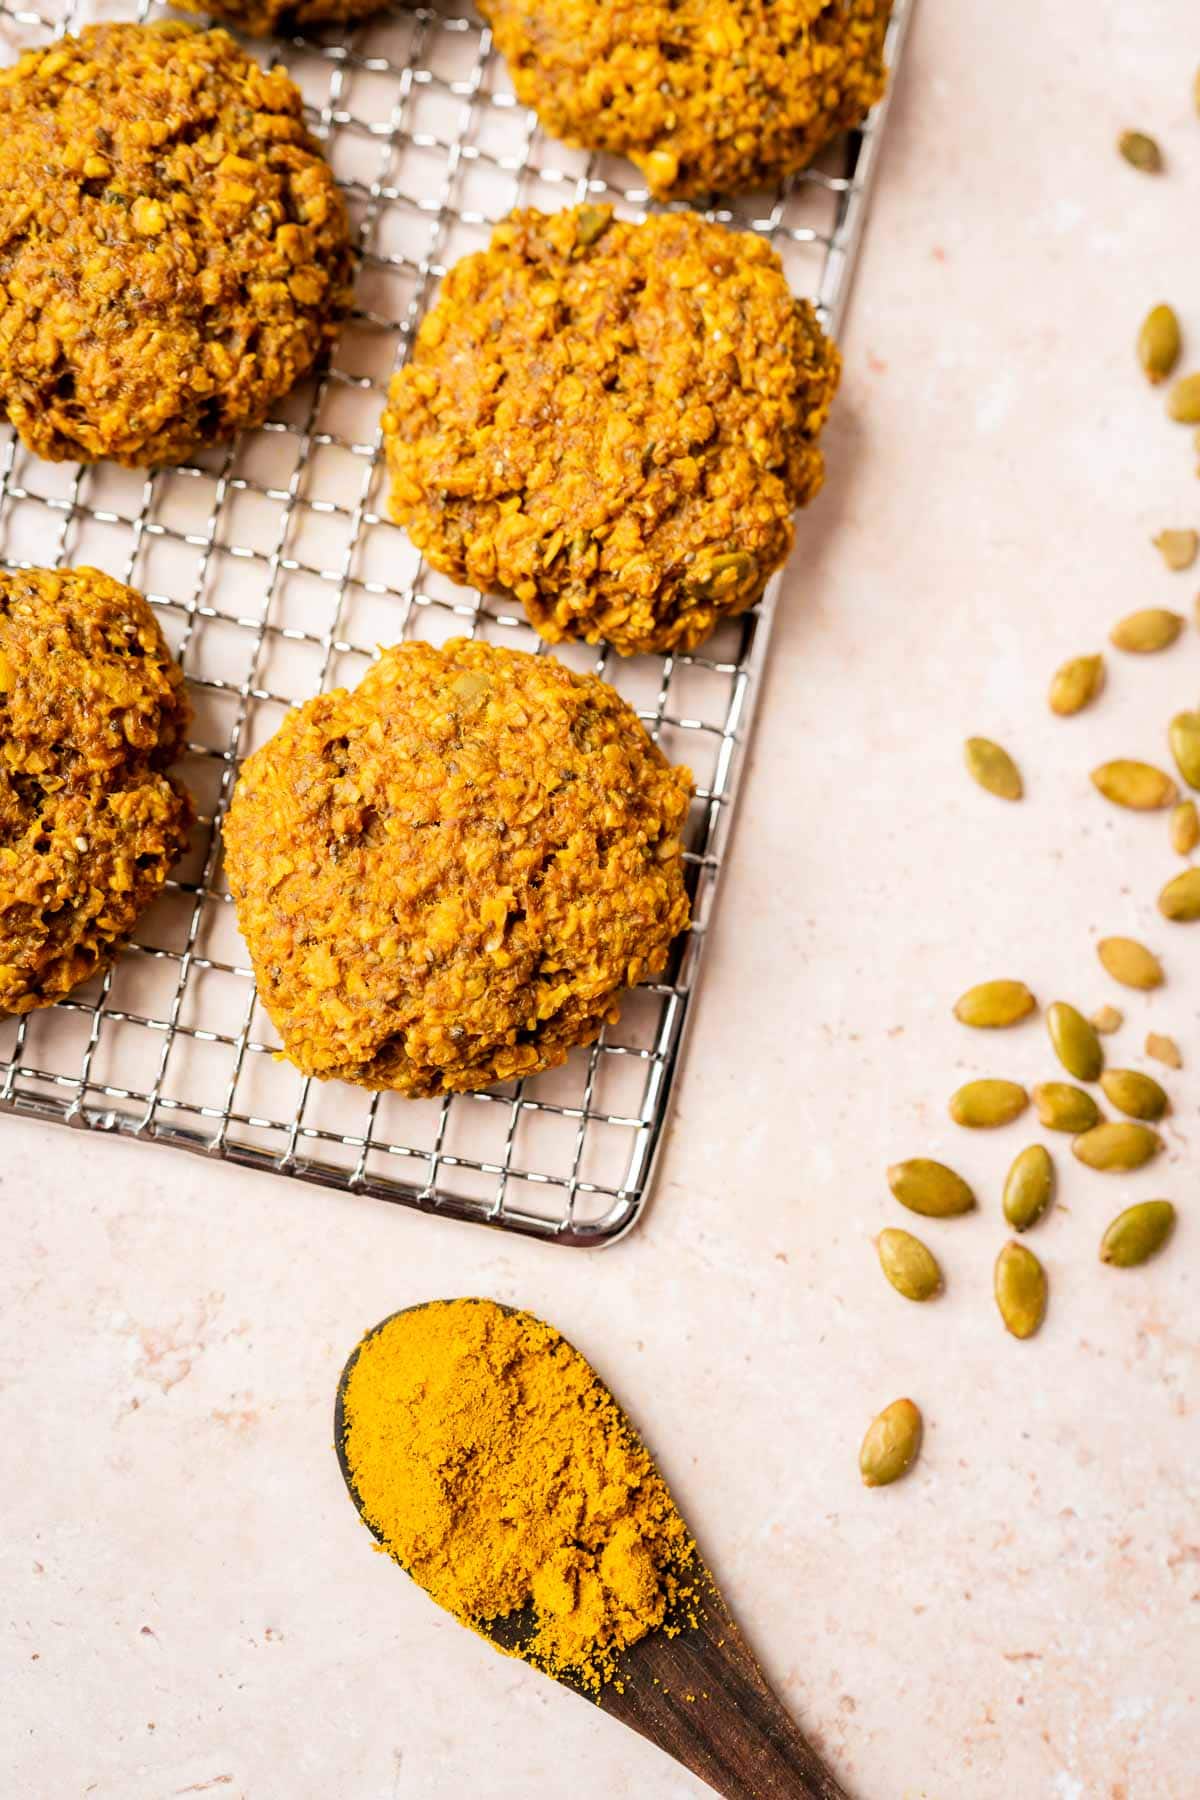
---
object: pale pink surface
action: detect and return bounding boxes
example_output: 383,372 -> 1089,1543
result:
3,3 -> 1199,1795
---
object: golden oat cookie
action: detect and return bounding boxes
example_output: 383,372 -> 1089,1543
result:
223,638 -> 692,1095
0,23 -> 354,467
174,0 -> 381,39
382,206 -> 840,656
0,567 -> 193,1015
480,0 -> 892,199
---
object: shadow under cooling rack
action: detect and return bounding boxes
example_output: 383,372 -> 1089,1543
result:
0,0 -> 914,1244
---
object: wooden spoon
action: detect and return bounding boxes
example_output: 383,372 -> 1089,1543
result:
334,1303 -> 850,1800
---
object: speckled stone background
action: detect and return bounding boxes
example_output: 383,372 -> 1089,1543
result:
3,2 -> 1199,1796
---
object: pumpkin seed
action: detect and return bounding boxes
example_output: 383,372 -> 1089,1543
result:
1032,1081 -> 1102,1133
965,737 -> 1022,800
1159,866 -> 1200,920
1118,129 -> 1163,172
1153,528 -> 1199,572
1109,608 -> 1184,653
1100,1200 -> 1176,1267
1168,373 -> 1200,424
1099,1067 -> 1169,1121
876,1228 -> 942,1302
572,203 -> 612,247
1045,1001 -> 1103,1081
1003,1144 -> 1055,1232
1072,1120 -> 1161,1171
994,1241 -> 1048,1339
1146,1031 -> 1182,1069
949,1079 -> 1028,1129
1090,1004 -> 1124,1034
1097,936 -> 1164,990
1091,759 -> 1178,810
952,979 -> 1036,1029
1048,653 -> 1104,717
1168,711 -> 1200,789
689,549 -> 758,600
1170,799 -> 1199,855
1137,304 -> 1182,384
859,1398 -> 923,1488
887,1158 -> 976,1218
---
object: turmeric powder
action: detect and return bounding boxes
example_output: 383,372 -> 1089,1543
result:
337,1298 -> 696,1691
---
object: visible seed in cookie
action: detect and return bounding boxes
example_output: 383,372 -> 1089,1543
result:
994,1240 -> 1048,1339
1097,936 -> 1164,990
1100,1200 -> 1176,1267
887,1159 -> 976,1218
965,737 -> 1022,800
859,1397 -> 923,1488
1002,1144 -> 1055,1232
1072,1120 -> 1162,1171
876,1228 -> 943,1302
948,1079 -> 1028,1128
1137,304 -> 1182,384
1046,1000 -> 1103,1081
1091,759 -> 1178,810
1099,1067 -> 1169,1121
1048,654 -> 1104,717
1109,609 -> 1184,653
953,979 -> 1036,1029
1158,866 -> 1200,920
1032,1081 -> 1102,1133
1146,1031 -> 1182,1069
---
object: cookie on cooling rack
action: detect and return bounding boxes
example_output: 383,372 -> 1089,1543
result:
479,0 -> 892,199
0,23 -> 353,467
223,638 -> 692,1096
173,0 -> 382,38
0,567 -> 193,1016
381,205 -> 841,657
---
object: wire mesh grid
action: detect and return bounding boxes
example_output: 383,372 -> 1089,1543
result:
0,0 -> 912,1244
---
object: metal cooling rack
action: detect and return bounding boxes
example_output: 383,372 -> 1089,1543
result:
0,0 -> 912,1244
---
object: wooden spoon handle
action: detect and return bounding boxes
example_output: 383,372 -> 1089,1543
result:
604,1599 -> 851,1800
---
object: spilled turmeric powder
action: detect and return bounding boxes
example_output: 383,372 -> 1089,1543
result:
337,1298 -> 696,1691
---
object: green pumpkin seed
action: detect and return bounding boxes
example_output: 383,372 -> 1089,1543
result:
1003,1144 -> 1055,1232
1109,608 -> 1184,653
1099,1067 -> 1169,1121
1169,711 -> 1200,789
1118,129 -> 1163,171
952,979 -> 1036,1029
859,1397 -> 923,1488
876,1228 -> 943,1302
1168,373 -> 1200,424
1046,1001 -> 1103,1081
1032,1081 -> 1102,1133
1096,936 -> 1164,990
1153,529 -> 1199,572
1100,1200 -> 1176,1267
949,1079 -> 1028,1129
1146,1031 -> 1182,1069
689,549 -> 759,601
1072,1120 -> 1162,1171
1159,866 -> 1200,920
1090,1004 -> 1123,1035
1091,759 -> 1178,811
887,1158 -> 976,1218
994,1241 -> 1048,1339
1137,304 -> 1182,384
572,203 -> 613,247
1170,800 -> 1199,856
1048,653 -> 1105,717
965,737 -> 1022,800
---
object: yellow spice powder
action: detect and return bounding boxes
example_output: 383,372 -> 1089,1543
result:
339,1298 -> 695,1691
